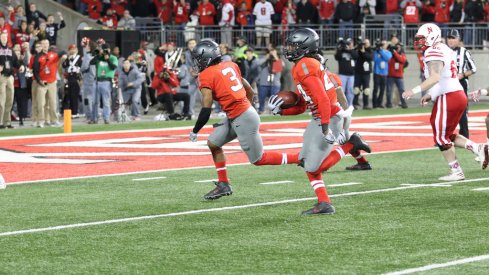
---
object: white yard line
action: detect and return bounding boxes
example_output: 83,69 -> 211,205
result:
2,175 -> 488,237
401,184 -> 452,187
472,187 -> 489,191
384,254 -> 489,275
259,180 -> 294,185
132,176 -> 167,182
6,147 -> 436,186
194,179 -> 218,183
0,184 -> 424,237
328,182 -> 363,187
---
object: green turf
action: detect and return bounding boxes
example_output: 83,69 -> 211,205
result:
1,147 -> 489,273
1,104 -> 487,137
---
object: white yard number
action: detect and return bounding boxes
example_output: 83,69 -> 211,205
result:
221,67 -> 243,92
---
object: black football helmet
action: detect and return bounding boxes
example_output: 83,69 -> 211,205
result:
191,39 -> 222,72
284,28 -> 320,62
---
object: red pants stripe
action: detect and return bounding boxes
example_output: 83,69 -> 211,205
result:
430,90 -> 467,147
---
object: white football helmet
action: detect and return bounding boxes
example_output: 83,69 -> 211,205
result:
414,23 -> 441,51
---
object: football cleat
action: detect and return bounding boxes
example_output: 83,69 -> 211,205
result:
478,144 -> 489,170
346,162 -> 372,171
204,181 -> 233,200
302,202 -> 335,215
348,133 -> 371,154
438,171 -> 465,182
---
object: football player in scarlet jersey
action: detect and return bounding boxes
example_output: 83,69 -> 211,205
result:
189,40 -> 300,200
403,23 -> 488,180
268,28 -> 371,215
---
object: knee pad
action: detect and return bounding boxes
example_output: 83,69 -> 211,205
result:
363,88 -> 371,96
438,143 -> 453,151
354,87 -> 361,95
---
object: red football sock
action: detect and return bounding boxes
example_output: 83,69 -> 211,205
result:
351,151 -> 368,164
215,161 -> 228,183
254,152 -> 298,165
317,146 -> 348,173
306,172 -> 331,203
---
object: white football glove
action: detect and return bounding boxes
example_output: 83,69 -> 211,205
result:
323,128 -> 336,145
268,95 -> 283,115
337,130 -> 348,145
189,131 -> 198,142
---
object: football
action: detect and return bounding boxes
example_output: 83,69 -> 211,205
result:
276,91 -> 299,109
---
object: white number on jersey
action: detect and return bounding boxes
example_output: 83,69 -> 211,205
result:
221,67 -> 244,92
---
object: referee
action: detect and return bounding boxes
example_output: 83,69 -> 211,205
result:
447,29 -> 477,138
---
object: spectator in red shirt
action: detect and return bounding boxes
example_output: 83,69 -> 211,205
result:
236,2 -> 251,26
0,16 -> 13,47
319,0 -> 335,24
174,0 -> 190,47
10,5 -> 26,30
98,8 -> 118,29
434,0 -> 451,24
196,0 -> 216,39
401,0 -> 422,24
84,0 -> 103,20
111,0 -> 127,17
386,38 -> 408,109
13,20 -> 30,45
151,68 -> 190,120
157,0 -> 173,24
484,0 -> 489,22
421,0 -> 436,22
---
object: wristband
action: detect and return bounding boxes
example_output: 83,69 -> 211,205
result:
412,86 -> 422,94
481,89 -> 488,96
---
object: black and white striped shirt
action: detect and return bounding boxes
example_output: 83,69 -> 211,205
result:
453,46 -> 477,84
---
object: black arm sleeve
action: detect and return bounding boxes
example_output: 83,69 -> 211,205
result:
33,54 -> 41,83
107,58 -> 117,70
89,56 -> 98,65
192,107 -> 212,134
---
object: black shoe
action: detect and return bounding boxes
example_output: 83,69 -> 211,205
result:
183,114 -> 192,120
0,125 -> 5,129
204,182 -> 233,200
6,124 -> 14,129
378,105 -> 385,109
401,104 -> 408,109
363,106 -> 372,110
348,133 -> 371,154
386,104 -> 393,108
168,113 -> 184,120
302,202 -> 335,215
346,162 -> 372,170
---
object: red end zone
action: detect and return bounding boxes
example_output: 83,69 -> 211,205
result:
1,111 -> 487,184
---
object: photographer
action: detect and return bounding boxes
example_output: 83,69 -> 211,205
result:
151,68 -> 190,120
89,43 -> 118,124
354,37 -> 373,109
118,59 -> 144,120
386,38 -> 408,109
334,37 -> 358,106
256,47 -> 282,114
62,44 -> 82,118
372,39 -> 392,108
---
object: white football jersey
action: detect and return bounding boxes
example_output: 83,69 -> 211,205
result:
253,1 -> 274,25
423,43 -> 463,100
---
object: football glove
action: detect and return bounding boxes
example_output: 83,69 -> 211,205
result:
268,95 -> 283,115
337,130 -> 348,145
321,124 -> 335,144
189,131 -> 198,142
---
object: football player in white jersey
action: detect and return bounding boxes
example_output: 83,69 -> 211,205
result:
403,23 -> 488,181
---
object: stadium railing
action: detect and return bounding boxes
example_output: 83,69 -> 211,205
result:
134,18 -> 489,50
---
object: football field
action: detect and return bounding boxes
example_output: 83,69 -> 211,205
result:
1,108 -> 489,274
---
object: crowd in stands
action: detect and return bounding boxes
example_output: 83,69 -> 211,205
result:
0,0 -> 487,129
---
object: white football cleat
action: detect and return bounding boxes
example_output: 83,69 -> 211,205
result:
0,173 -> 5,190
478,144 -> 489,169
438,172 -> 465,182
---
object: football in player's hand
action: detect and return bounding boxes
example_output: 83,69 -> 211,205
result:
276,91 -> 299,109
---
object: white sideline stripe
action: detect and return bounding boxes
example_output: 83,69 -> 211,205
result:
259,180 -> 294,185
401,184 -> 452,187
0,185 -> 423,237
384,254 -> 489,275
328,182 -> 363,187
472,187 -> 489,191
6,147 -> 437,186
1,109 -> 487,141
194,179 -> 218,183
132,176 -> 167,182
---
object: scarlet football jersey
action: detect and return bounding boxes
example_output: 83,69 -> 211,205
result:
198,61 -> 251,119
